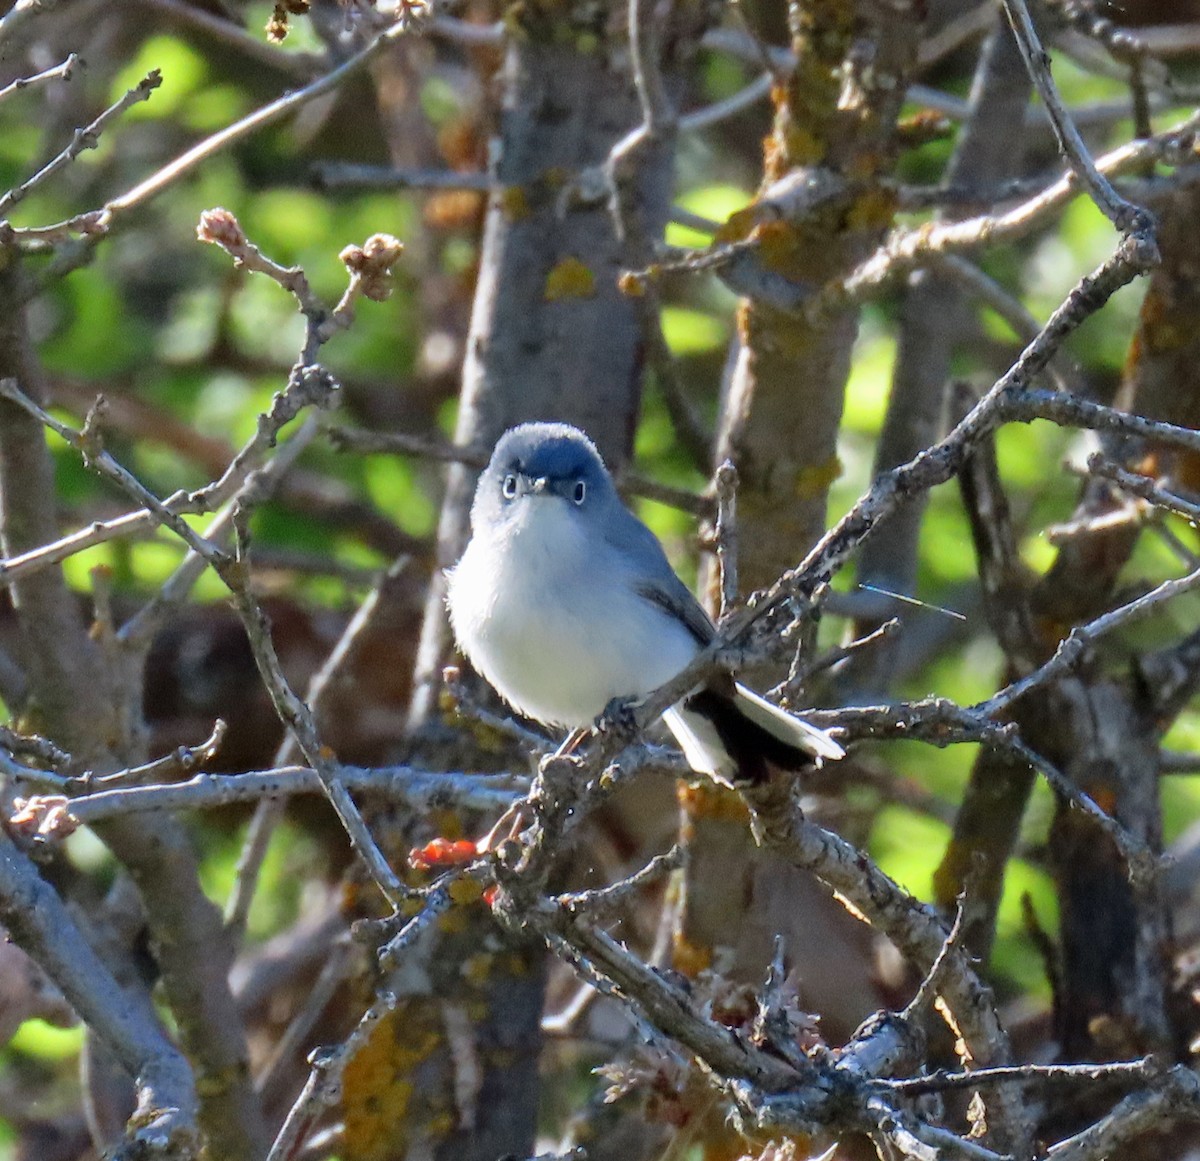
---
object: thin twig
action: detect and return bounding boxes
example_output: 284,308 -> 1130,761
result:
889,1057 -> 1158,1096
0,71 -> 161,221
1087,456 -> 1200,523
713,460 -> 739,621
61,766 -> 522,823
1000,0 -> 1150,234
980,562 -> 1200,719
1,376 -> 408,912
0,52 -> 77,105
0,384 -> 231,567
1043,1065 -> 1200,1161
255,938 -> 355,1102
312,162 -> 492,191
829,114 -> 1194,307
679,72 -> 772,132
6,10 -> 423,254
136,0 -> 324,76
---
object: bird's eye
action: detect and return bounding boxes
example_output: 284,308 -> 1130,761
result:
502,473 -> 518,499
572,480 -> 586,505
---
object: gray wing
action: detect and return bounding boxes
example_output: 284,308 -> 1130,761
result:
602,502 -> 715,647
637,574 -> 714,646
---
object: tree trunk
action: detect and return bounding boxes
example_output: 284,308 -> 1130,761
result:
345,8 -> 683,1159
675,0 -> 924,1131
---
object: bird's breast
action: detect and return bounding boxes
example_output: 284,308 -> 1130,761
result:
447,505 -> 698,727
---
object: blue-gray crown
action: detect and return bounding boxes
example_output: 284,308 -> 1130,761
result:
488,422 -> 607,483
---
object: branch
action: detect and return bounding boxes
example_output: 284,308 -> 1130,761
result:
890,1057 -> 1158,1096
999,0 -> 1150,234
0,830 -> 199,1159
0,52 -> 77,105
59,765 -> 523,824
4,7 -> 425,257
135,0 -> 324,76
1086,455 -> 1200,523
979,561 -> 1200,718
832,116 -> 1192,306
1044,1065 -> 1200,1161
0,70 -> 161,221
0,373 -> 408,913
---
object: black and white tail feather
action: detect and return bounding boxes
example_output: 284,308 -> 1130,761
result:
665,681 -> 844,787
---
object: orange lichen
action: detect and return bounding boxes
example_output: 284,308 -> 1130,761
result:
436,907 -> 469,934
846,186 -> 897,232
715,205 -> 759,245
447,876 -> 485,905
499,185 -> 530,222
795,454 -> 843,498
780,122 -> 823,167
676,779 -> 749,823
754,220 -> 804,278
672,932 -> 713,978
342,1009 -> 442,1160
544,256 -> 596,301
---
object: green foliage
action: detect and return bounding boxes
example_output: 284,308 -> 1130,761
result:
4,9 -> 1200,1156
8,1020 -> 84,1063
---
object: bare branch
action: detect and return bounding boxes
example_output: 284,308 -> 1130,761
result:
135,0 -> 324,76
999,0 -> 1150,234
979,561 -> 1200,718
61,765 -> 523,823
1,374 -> 407,912
1044,1065 -> 1200,1161
679,72 -> 772,132
0,51 -> 77,105
0,830 -> 199,1159
1086,455 -> 1200,523
0,70 -> 161,221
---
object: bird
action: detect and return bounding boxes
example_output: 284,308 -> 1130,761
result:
446,422 -> 844,788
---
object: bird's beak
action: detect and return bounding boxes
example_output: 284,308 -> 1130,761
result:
526,476 -> 549,494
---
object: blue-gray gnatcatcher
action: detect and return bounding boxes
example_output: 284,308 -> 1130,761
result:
447,422 -> 844,783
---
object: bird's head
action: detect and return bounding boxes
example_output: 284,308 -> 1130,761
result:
471,422 -> 617,536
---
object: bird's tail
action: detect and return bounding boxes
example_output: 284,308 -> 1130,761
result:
663,684 -> 843,787
731,683 -> 845,761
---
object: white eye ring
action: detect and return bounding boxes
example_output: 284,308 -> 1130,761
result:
572,480 -> 586,505
502,473 -> 518,499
